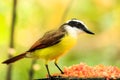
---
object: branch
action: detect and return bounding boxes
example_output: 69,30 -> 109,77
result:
6,0 -> 17,80
29,59 -> 37,80
60,0 -> 74,24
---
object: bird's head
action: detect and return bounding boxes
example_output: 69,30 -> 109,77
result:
65,18 -> 95,35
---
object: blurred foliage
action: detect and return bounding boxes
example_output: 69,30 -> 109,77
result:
0,0 -> 120,80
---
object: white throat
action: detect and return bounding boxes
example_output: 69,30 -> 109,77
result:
64,25 -> 83,38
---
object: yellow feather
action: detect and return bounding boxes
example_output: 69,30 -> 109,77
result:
30,34 -> 77,62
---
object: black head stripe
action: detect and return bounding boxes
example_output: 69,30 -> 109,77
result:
67,21 -> 85,29
68,21 -> 77,27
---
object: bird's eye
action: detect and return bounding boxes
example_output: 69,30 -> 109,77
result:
75,22 -> 81,28
68,21 -> 76,27
76,22 -> 79,25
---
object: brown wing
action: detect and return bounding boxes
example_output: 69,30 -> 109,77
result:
28,30 -> 65,52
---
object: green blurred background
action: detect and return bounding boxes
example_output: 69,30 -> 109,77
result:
0,0 -> 120,80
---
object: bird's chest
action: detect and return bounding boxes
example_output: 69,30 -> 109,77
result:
44,35 -> 77,60
31,35 -> 77,60
59,35 -> 77,49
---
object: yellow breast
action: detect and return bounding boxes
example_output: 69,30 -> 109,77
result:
31,34 -> 77,61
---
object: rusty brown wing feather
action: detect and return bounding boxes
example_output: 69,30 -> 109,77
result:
28,29 -> 66,52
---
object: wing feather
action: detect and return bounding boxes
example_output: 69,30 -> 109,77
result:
28,29 -> 65,52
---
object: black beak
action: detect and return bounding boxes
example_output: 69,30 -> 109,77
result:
83,28 -> 95,35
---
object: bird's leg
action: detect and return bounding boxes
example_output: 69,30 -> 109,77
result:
54,60 -> 64,74
45,64 -> 51,78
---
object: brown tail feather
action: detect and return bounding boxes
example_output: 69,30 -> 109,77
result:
2,53 -> 27,64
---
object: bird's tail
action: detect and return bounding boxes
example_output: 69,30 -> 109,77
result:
2,53 -> 27,64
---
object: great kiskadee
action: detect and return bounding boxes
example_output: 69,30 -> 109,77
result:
2,18 -> 94,77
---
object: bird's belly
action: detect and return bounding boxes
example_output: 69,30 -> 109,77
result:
31,35 -> 77,61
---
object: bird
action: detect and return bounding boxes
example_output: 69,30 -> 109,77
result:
2,18 -> 94,78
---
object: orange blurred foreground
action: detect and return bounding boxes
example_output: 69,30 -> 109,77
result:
53,63 -> 120,79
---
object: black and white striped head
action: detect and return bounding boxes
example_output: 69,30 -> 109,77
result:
65,18 -> 94,35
